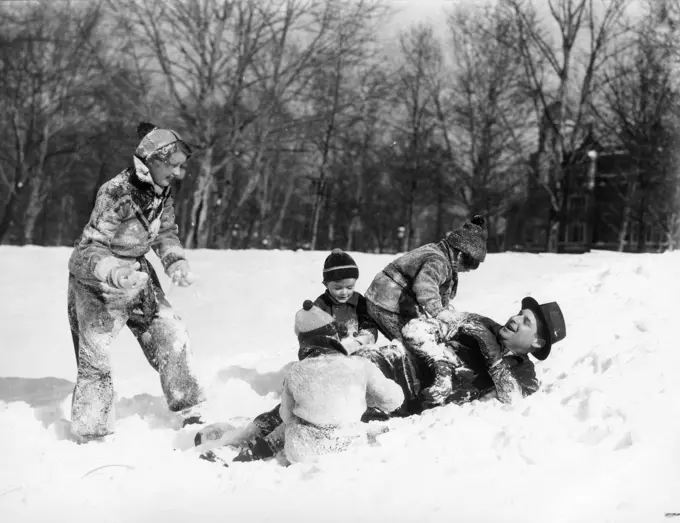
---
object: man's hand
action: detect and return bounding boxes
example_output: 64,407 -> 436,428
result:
460,321 -> 503,366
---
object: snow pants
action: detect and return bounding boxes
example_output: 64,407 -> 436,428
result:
67,258 -> 204,438
365,300 -> 415,342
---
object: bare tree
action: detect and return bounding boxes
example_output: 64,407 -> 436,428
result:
0,1 -> 107,244
393,24 -> 440,251
442,3 -> 535,247
592,2 -> 680,251
500,0 -> 631,252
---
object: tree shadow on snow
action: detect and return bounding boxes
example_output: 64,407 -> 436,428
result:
215,363 -> 291,397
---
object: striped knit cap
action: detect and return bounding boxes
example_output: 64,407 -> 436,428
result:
323,249 -> 359,282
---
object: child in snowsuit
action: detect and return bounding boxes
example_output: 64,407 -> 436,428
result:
311,249 -> 378,355
195,301 -> 403,464
67,122 -> 204,440
364,215 -> 488,342
197,249 -> 379,451
362,215 -> 488,412
271,301 -> 403,464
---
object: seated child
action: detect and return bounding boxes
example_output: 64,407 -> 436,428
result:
198,301 -> 403,464
194,248 -> 379,449
311,249 -> 378,355
279,300 -> 403,464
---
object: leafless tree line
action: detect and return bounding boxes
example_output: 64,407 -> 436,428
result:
0,0 -> 678,252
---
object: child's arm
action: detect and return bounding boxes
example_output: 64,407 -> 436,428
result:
411,255 -> 451,318
79,187 -> 131,283
363,360 -> 405,414
355,295 -> 378,345
279,377 -> 296,425
151,192 -> 188,277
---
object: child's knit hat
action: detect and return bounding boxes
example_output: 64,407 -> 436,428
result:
294,300 -> 340,340
445,215 -> 488,263
323,249 -> 359,282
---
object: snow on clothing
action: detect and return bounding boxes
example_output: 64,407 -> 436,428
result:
355,313 -> 539,411
68,157 -> 185,282
67,158 -> 203,438
279,341 -> 404,464
312,290 -> 378,347
364,240 -> 459,341
234,312 -> 537,461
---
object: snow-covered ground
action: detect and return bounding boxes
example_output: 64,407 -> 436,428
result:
1,246 -> 679,523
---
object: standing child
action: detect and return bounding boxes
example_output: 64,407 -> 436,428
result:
311,249 -> 378,355
67,122 -> 205,441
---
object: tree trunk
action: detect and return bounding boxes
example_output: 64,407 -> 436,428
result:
271,176 -> 296,243
310,175 -> 327,251
23,175 -> 47,245
186,146 -> 215,249
0,183 -> 24,244
617,179 -> 636,252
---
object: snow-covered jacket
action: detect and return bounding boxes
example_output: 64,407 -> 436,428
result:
365,240 -> 459,319
445,315 -> 539,405
68,157 -> 185,283
313,291 -> 378,346
280,340 -> 404,464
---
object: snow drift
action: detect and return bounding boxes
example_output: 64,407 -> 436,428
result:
0,246 -> 678,523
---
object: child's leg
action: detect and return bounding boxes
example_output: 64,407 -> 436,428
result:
365,301 -> 410,342
67,275 -> 80,364
69,277 -> 128,439
126,265 -> 204,413
253,404 -> 282,435
353,342 -> 427,415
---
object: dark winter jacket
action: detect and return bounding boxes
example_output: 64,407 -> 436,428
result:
68,157 -> 186,283
313,291 -> 378,346
365,240 -> 459,319
445,315 -> 539,405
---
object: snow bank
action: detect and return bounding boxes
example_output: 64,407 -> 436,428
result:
0,246 -> 678,522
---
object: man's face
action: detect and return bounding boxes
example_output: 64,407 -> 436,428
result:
498,308 -> 544,355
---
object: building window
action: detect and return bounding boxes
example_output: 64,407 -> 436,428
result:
564,221 -> 587,244
568,194 -> 587,212
645,223 -> 664,245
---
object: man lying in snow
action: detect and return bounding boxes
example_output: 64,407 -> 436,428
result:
196,297 -> 565,463
361,296 -> 566,415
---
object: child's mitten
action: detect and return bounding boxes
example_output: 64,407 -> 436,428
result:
109,261 -> 148,290
168,260 -> 195,287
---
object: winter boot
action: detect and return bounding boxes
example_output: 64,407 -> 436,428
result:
232,436 -> 276,462
180,404 -> 205,428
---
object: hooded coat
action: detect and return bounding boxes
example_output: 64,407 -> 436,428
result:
279,337 -> 404,464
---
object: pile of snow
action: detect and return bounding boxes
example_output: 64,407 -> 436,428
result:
1,246 -> 678,523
